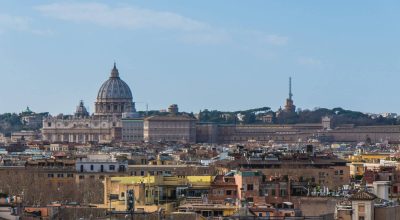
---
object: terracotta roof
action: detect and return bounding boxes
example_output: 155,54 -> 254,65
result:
349,191 -> 377,201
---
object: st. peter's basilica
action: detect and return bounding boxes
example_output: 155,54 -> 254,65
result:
42,63 -> 136,143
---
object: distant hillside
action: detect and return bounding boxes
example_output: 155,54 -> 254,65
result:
0,112 -> 45,136
198,107 -> 398,126
0,113 -> 24,136
0,107 -> 397,135
199,107 -> 272,124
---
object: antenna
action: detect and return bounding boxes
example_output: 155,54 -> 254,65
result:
289,77 -> 293,100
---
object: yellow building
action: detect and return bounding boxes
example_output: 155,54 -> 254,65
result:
102,175 -> 213,213
348,153 -> 391,163
348,153 -> 392,177
349,162 -> 365,177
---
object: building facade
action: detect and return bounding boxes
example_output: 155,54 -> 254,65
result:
42,63 -> 135,144
76,154 -> 128,173
144,115 -> 197,143
121,117 -> 144,143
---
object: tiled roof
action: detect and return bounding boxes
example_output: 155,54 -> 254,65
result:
349,191 -> 377,201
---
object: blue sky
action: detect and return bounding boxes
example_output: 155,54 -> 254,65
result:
0,1 -> 400,115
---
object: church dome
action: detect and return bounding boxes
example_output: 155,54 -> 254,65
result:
94,63 -> 135,117
97,63 -> 133,100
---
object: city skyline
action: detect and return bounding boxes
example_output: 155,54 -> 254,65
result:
1,1 -> 400,114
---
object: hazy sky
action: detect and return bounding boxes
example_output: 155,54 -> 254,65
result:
1,1 -> 400,115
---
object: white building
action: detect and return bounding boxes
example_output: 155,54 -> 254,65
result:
76,154 -> 128,173
48,144 -> 69,152
372,181 -> 390,201
11,130 -> 39,142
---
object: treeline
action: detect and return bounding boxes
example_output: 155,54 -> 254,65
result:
295,107 -> 397,126
0,112 -> 45,136
0,113 -> 24,136
199,107 -> 272,124
0,172 -> 103,206
198,107 -> 399,126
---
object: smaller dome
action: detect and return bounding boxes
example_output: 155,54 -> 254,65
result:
75,100 -> 89,118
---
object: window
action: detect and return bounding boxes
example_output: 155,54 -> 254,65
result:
109,165 -> 115,170
358,204 -> 365,212
247,184 -> 254,191
226,190 -> 232,195
79,175 -> 84,180
121,192 -> 125,198
57,174 -> 64,178
339,170 -> 344,175
48,173 -> 54,178
140,171 -> 145,176
90,165 -> 94,171
214,211 -> 223,217
67,174 -> 74,178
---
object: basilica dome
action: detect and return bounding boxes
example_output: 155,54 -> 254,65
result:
97,64 -> 133,100
94,63 -> 135,117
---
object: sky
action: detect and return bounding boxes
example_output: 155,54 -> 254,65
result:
1,1 -> 400,115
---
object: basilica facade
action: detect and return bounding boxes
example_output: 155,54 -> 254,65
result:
42,63 -> 136,144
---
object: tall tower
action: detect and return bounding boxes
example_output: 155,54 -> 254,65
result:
289,77 -> 293,101
284,77 -> 296,113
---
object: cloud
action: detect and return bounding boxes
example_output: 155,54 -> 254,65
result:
263,34 -> 288,46
297,57 -> 322,67
0,14 -> 30,31
0,14 -> 51,35
180,30 -> 231,45
35,3 -> 209,32
34,3 -> 289,47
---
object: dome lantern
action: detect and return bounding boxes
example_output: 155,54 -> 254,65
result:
111,62 -> 119,78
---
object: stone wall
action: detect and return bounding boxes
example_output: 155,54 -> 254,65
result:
292,197 -> 340,216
